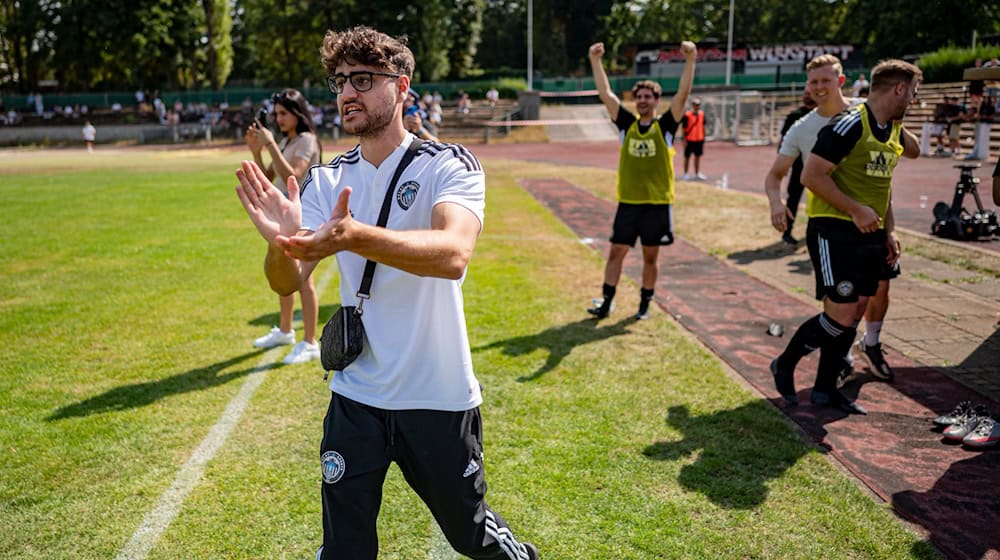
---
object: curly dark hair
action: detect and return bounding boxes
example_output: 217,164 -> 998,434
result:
631,80 -> 662,99
320,26 -> 414,78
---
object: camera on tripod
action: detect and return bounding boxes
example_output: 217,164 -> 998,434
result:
931,163 -> 999,240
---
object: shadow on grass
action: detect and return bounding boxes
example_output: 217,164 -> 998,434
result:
47,350 -> 273,421
642,402 -> 807,509
247,304 -> 340,328
472,317 -> 636,382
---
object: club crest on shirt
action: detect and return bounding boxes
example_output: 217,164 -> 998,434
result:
321,451 -> 346,484
396,180 -> 420,210
628,138 -> 656,158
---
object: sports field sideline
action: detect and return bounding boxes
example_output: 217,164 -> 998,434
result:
1,145 -> 946,559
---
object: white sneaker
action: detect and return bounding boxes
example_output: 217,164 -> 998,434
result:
253,327 -> 295,349
682,173 -> 691,180
696,172 -> 708,180
283,341 -> 320,364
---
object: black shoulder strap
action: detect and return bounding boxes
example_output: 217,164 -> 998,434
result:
356,137 -> 423,302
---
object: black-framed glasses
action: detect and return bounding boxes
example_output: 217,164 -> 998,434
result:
327,71 -> 401,94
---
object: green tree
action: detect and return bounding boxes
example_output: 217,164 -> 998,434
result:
202,0 -> 233,89
0,0 -> 58,92
836,0 -> 1000,64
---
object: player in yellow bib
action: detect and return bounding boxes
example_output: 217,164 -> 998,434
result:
771,59 -> 921,414
586,39 -> 696,320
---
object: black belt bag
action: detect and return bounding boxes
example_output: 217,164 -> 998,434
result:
320,304 -> 365,372
320,138 -> 422,375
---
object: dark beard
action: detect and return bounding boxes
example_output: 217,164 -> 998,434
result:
343,99 -> 396,137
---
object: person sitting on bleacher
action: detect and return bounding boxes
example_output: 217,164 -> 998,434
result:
930,96 -> 951,155
945,97 -> 967,156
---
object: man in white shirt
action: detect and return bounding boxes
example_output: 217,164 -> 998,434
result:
235,25 -> 537,560
851,73 -> 869,97
764,55 -> 900,405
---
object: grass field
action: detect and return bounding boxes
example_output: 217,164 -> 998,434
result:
0,146 -> 941,559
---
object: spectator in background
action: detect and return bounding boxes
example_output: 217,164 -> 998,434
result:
775,89 -> 816,244
457,90 -> 471,114
930,96 -> 951,155
680,98 -> 707,180
965,93 -> 996,161
404,89 -> 437,141
153,94 -> 167,124
945,96 -> 967,156
82,121 -> 96,153
244,88 -> 323,365
428,100 -> 443,129
851,73 -> 869,97
486,86 -> 499,110
34,92 -> 44,116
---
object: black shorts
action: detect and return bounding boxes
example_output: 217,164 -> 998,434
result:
806,218 -> 892,303
610,202 -> 674,247
684,140 -> 704,157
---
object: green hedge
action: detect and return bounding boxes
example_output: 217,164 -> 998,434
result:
918,45 -> 1000,83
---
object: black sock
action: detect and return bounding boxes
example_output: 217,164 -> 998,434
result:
597,283 -> 616,313
778,313 -> 846,371
638,288 -> 654,314
603,283 -> 617,300
814,327 -> 857,393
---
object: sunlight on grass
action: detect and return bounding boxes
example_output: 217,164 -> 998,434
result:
0,147 -> 938,559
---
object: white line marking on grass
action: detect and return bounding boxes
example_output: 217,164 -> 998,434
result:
116,264 -> 338,560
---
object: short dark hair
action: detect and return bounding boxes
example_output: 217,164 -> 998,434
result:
870,59 -> 922,93
631,80 -> 662,99
321,26 -> 415,78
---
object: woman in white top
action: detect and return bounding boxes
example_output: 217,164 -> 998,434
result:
245,88 -> 323,364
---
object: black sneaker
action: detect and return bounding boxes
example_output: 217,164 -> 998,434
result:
636,300 -> 651,320
587,297 -> 613,319
781,231 -> 798,245
857,339 -> 894,381
811,389 -> 867,415
524,542 -> 539,560
933,400 -> 973,428
770,358 -> 798,406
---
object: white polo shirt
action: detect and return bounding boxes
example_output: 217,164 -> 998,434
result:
299,134 -> 486,411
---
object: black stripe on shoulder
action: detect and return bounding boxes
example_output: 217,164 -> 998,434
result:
299,164 -> 319,196
325,145 -> 361,168
417,140 -> 482,172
